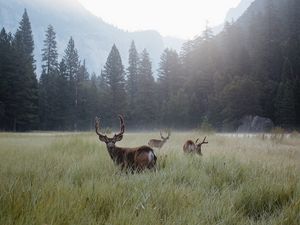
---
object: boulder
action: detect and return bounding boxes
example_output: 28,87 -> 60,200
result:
237,115 -> 274,132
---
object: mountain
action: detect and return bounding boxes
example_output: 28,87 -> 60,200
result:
0,0 -> 184,75
225,0 -> 255,22
181,0 -> 300,128
213,0 -> 255,34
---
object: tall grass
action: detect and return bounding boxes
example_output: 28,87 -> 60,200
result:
0,132 -> 299,225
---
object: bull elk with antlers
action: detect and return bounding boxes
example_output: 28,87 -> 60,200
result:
183,137 -> 208,155
148,130 -> 170,150
95,115 -> 157,172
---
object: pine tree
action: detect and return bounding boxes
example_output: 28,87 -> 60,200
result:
63,37 -> 80,130
135,49 -> 156,127
42,25 -> 58,74
77,60 -> 89,82
102,44 -> 127,125
221,77 -> 262,129
39,25 -> 59,129
275,59 -> 296,127
126,41 -> 139,122
0,28 -> 15,130
158,49 -> 183,125
77,60 -> 91,130
64,37 -> 80,82
87,73 -> 101,129
56,59 -> 71,130
13,9 -> 39,131
18,9 -> 35,59
158,49 -> 178,99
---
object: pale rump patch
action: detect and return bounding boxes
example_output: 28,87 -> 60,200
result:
189,145 -> 195,152
148,151 -> 154,162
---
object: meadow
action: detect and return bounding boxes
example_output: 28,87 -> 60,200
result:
0,131 -> 299,225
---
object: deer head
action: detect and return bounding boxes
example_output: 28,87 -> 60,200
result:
195,137 -> 208,155
160,130 -> 171,142
95,115 -> 124,151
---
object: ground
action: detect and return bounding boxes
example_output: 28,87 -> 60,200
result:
0,131 -> 299,225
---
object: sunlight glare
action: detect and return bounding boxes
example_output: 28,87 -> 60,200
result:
78,0 -> 241,39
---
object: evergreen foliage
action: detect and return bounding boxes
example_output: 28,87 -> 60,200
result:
102,44 -> 127,125
1,1 -> 300,131
126,40 -> 139,123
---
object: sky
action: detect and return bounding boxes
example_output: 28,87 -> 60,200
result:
78,0 -> 241,39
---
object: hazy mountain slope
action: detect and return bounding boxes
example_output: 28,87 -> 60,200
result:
0,0 -> 184,74
213,0 -> 255,34
225,0 -> 255,22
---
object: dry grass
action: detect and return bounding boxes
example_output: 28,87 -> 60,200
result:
0,131 -> 299,225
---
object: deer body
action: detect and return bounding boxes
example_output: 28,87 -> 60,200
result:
148,131 -> 170,149
183,137 -> 208,155
106,145 -> 156,170
95,115 -> 157,171
148,139 -> 166,149
183,140 -> 196,153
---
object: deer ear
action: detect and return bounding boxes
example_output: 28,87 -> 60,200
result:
114,134 -> 123,142
99,136 -> 107,142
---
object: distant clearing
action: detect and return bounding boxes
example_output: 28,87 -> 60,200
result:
0,132 -> 299,225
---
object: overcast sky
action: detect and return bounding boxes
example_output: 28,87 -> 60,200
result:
78,0 -> 241,39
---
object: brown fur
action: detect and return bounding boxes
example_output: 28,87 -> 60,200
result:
183,140 -> 196,153
95,115 -> 157,172
183,137 -> 208,155
148,130 -> 170,149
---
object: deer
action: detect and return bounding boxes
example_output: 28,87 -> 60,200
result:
183,137 -> 208,155
148,130 -> 171,150
95,115 -> 157,172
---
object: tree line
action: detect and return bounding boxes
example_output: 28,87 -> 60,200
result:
0,1 -> 300,131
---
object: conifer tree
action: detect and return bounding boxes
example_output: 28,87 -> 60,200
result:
63,37 -> 80,130
275,59 -> 297,127
77,60 -> 91,129
158,48 -> 184,125
102,44 -> 127,124
42,25 -> 58,74
0,28 -> 15,130
13,9 -> 39,131
64,37 -> 80,82
39,25 -> 59,129
135,49 -> 156,127
56,59 -> 71,129
126,41 -> 139,121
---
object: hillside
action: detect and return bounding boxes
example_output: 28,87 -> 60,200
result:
0,0 -> 184,74
213,0 -> 254,34
181,0 -> 300,129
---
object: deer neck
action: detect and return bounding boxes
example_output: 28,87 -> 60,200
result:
106,144 -> 122,163
196,146 -> 202,155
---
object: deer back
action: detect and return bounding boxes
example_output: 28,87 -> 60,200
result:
148,139 -> 164,148
183,140 -> 196,153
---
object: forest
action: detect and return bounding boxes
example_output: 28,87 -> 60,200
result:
0,0 -> 299,131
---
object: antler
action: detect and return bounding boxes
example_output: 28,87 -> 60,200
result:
167,129 -> 171,138
95,117 -> 108,141
198,137 -> 208,145
160,129 -> 171,139
195,138 -> 199,144
160,131 -> 164,139
114,114 -> 125,139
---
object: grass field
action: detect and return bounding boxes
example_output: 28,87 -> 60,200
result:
0,131 -> 300,225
